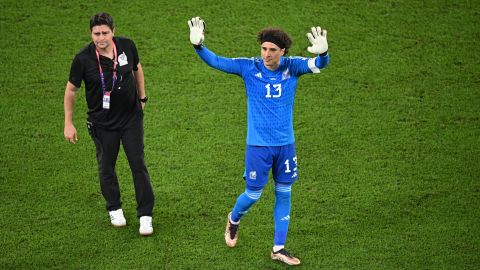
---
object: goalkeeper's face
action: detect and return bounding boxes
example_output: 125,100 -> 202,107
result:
261,42 -> 285,70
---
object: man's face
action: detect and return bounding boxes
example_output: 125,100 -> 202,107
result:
91,25 -> 114,51
261,42 -> 285,70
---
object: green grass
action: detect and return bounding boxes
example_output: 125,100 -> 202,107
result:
1,0 -> 479,269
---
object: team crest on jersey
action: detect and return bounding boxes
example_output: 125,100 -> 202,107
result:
255,72 -> 262,79
118,52 -> 128,66
282,68 -> 291,80
249,171 -> 257,180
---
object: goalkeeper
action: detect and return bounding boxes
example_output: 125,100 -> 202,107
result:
188,17 -> 330,266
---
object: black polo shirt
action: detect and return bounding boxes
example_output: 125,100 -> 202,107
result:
69,37 -> 142,130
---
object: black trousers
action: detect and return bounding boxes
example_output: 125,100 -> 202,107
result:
89,117 -> 154,217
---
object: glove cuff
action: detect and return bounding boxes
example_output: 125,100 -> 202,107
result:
193,44 -> 203,50
320,51 -> 328,57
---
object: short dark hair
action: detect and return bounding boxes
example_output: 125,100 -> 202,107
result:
257,28 -> 292,55
90,12 -> 114,31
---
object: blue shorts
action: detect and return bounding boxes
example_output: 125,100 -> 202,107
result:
243,144 -> 298,190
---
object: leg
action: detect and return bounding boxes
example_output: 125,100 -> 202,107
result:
270,144 -> 300,265
225,186 -> 263,247
271,143 -> 298,247
225,145 -> 272,247
231,186 -> 263,222
121,117 -> 154,217
92,125 -> 122,211
271,183 -> 300,265
233,145 -> 272,220
273,183 -> 292,248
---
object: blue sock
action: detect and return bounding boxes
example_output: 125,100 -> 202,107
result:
231,187 -> 263,223
273,183 -> 292,246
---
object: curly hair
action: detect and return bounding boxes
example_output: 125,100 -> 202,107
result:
257,28 -> 292,55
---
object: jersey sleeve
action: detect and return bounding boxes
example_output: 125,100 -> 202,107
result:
130,40 -> 140,70
289,53 -> 330,76
194,46 -> 244,76
68,54 -> 83,88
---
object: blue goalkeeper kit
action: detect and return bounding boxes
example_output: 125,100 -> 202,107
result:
195,45 -> 329,247
195,46 -> 329,146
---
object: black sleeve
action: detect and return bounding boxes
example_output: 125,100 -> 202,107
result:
130,40 -> 139,71
68,54 -> 83,88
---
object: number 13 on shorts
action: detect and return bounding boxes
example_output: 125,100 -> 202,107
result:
284,156 -> 298,178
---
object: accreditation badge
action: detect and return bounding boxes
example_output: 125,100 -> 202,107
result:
103,91 -> 111,109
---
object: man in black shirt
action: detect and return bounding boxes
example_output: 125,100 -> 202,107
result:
64,12 -> 154,236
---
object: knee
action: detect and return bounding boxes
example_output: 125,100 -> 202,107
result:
274,183 -> 292,200
244,187 -> 264,202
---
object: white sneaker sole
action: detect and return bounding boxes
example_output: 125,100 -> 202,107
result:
139,229 -> 153,236
111,222 -> 127,227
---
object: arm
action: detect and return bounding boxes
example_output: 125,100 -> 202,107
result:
195,46 -> 243,75
291,26 -> 330,75
64,81 -> 78,144
188,17 -> 242,75
307,26 -> 330,72
134,63 -> 146,109
309,53 -> 330,72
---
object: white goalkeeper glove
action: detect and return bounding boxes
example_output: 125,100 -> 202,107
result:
307,26 -> 328,55
188,17 -> 205,46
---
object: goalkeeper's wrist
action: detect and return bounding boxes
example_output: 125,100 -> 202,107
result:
320,51 -> 328,57
193,44 -> 204,50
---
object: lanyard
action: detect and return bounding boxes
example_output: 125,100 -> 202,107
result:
95,42 -> 117,95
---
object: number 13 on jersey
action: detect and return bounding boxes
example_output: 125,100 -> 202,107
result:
265,83 -> 282,98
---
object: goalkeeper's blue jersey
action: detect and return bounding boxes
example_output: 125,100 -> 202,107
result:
195,46 -> 329,146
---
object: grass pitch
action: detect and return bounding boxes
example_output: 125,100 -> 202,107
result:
1,0 -> 479,269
